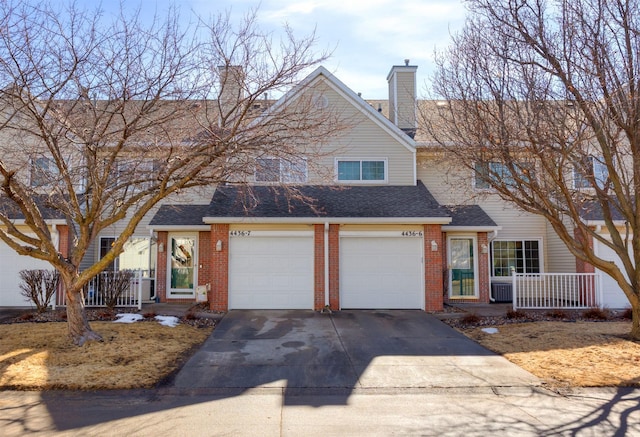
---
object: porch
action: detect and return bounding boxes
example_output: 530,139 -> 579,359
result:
52,270 -> 154,310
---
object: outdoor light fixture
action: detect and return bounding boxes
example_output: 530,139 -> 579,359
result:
216,240 -> 223,252
482,244 -> 488,254
431,240 -> 438,252
158,243 -> 164,253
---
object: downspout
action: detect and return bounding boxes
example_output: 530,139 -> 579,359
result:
51,224 -> 58,310
324,222 -> 330,308
487,229 -> 499,303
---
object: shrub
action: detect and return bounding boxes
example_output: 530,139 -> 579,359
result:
17,312 -> 35,321
546,309 -> 568,319
505,309 -> 527,319
19,269 -> 60,313
582,307 -> 609,321
461,313 -> 481,325
621,308 -> 633,320
96,270 -> 134,309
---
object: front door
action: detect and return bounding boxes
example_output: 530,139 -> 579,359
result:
449,237 -> 477,298
167,234 -> 197,298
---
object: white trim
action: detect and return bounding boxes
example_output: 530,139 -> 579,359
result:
443,225 -> 502,232
203,217 -> 452,225
583,220 -> 626,227
489,237 -> 544,278
229,230 -> 314,238
8,219 -> 67,226
166,232 -> 198,299
447,234 -> 479,299
148,225 -> 210,231
340,230 -> 423,237
335,157 -> 388,184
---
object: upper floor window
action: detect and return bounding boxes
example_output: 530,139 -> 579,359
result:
475,161 -> 534,190
109,159 -> 159,192
491,240 -> 541,277
30,157 -> 59,187
574,156 -> 608,189
337,158 -> 387,182
255,157 -> 307,183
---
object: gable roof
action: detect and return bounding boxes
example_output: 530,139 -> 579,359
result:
199,181 -> 449,224
270,66 -> 417,154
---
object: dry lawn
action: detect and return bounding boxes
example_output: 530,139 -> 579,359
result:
0,321 -> 213,390
460,321 -> 640,388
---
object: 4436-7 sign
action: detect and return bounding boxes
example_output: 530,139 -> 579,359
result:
401,231 -> 423,237
229,230 -> 252,237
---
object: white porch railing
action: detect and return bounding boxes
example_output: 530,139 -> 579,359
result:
52,269 -> 144,310
512,273 -> 602,310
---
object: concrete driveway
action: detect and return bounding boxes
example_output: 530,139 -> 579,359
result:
173,310 -> 539,392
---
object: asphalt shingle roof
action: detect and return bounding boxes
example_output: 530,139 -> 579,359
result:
149,182 -> 499,228
204,181 -> 450,219
444,205 -> 497,227
0,195 -> 66,220
149,204 -> 211,226
579,199 -> 626,222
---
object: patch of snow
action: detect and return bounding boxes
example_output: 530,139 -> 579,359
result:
481,327 -> 499,334
155,315 -> 180,327
114,313 -> 144,323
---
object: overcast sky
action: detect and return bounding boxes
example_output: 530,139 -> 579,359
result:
96,0 -> 468,99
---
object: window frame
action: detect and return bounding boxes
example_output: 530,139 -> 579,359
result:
474,160 -> 534,190
255,157 -> 308,183
335,157 -> 388,184
573,155 -> 609,190
490,239 -> 543,277
30,156 -> 59,187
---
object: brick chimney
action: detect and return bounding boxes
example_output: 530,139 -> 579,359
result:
387,59 -> 417,138
217,65 -> 245,122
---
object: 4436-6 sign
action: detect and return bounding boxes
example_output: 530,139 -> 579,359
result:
401,231 -> 423,237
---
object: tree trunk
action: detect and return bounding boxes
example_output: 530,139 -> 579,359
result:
631,305 -> 640,342
66,287 -> 103,346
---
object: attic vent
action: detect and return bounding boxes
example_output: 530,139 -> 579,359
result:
312,94 -> 328,109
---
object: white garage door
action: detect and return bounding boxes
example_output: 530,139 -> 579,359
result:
340,232 -> 424,309
595,239 -> 631,309
0,241 -> 51,306
228,231 -> 314,309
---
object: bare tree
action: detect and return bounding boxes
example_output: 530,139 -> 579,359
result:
423,0 -> 640,338
0,1 -> 338,345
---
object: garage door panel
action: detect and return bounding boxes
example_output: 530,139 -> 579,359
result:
340,236 -> 423,309
0,242 -> 51,306
596,242 -> 631,309
229,235 -> 313,309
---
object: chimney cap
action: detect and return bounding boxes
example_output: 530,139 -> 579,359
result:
404,59 -> 410,66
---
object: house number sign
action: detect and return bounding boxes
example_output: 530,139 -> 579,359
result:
229,230 -> 252,237
401,231 -> 423,237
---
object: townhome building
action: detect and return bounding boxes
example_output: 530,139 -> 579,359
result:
0,63 -> 630,310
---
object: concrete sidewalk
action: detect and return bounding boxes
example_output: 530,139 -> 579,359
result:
2,386 -> 639,436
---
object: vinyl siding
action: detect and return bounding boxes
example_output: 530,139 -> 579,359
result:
544,219 -> 575,273
310,84 -> 415,186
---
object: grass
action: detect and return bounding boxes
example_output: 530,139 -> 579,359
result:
460,321 -> 640,388
0,321 -> 213,390
2,313 -> 639,390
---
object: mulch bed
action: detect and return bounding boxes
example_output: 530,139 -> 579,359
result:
441,306 -> 633,329
4,304 -> 219,328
